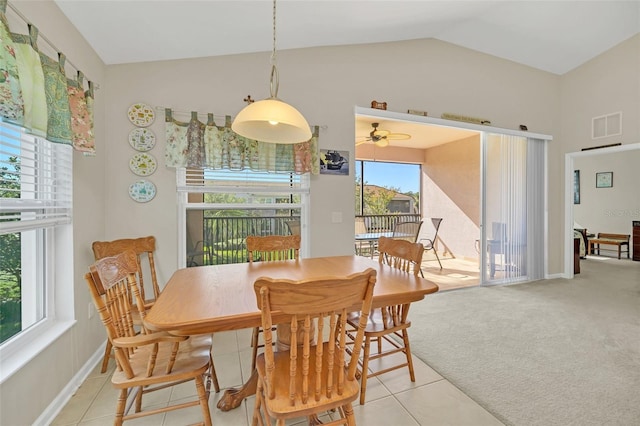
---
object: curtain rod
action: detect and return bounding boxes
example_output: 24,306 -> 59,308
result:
156,106 -> 327,130
6,2 -> 100,90
155,106 -> 234,121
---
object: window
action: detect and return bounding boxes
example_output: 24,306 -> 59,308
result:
355,161 -> 420,215
0,120 -> 74,381
177,168 -> 309,267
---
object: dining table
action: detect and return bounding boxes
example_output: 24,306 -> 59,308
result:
144,254 -> 439,411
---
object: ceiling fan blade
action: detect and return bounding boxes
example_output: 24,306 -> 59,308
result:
355,136 -> 370,146
386,133 -> 411,140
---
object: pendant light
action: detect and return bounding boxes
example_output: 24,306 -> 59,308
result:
232,0 -> 311,144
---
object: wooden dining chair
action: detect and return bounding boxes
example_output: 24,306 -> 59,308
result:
85,250 -> 213,426
92,236 -> 160,373
246,234 -> 301,370
91,236 -> 219,392
252,268 -> 377,426
347,236 -> 424,405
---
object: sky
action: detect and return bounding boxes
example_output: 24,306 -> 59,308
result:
356,161 -> 420,193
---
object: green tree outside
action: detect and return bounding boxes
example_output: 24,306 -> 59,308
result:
1,156 -> 22,343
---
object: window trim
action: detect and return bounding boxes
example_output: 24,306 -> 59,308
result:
176,167 -> 310,267
0,121 -> 75,383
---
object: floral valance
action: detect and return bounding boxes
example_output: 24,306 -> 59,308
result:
164,109 -> 320,175
0,0 -> 95,155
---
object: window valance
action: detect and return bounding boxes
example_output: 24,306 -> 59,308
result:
0,0 -> 96,155
164,109 -> 319,175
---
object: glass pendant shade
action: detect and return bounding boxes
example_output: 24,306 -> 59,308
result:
232,97 -> 311,144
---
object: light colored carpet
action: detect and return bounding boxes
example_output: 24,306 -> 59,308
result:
409,256 -> 640,426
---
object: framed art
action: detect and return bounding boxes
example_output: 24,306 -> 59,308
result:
573,170 -> 580,204
319,149 -> 349,175
596,171 -> 613,188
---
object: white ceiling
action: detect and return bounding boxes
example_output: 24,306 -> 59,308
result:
54,0 -> 640,75
51,0 -> 639,150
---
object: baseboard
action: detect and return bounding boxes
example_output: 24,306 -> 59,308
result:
33,342 -> 106,426
546,272 -> 566,279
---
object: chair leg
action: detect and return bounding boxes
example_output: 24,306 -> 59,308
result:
433,249 -> 443,269
195,375 -> 213,426
401,329 -> 416,382
115,388 -> 127,426
251,326 -> 260,371
101,340 -> 112,373
209,353 -> 220,393
343,402 -> 357,426
359,336 -> 372,405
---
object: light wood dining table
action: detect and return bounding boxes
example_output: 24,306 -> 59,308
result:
144,255 -> 439,411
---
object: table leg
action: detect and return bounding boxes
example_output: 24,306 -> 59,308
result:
216,370 -> 258,411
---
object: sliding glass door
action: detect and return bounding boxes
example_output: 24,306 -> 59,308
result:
481,133 -> 546,284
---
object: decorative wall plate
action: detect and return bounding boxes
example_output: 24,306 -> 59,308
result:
127,103 -> 155,127
128,128 -> 156,151
128,180 -> 156,203
129,153 -> 157,176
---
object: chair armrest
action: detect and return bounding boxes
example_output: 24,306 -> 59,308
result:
112,332 -> 187,348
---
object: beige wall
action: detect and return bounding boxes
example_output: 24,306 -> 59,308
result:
1,1 -> 106,425
423,136 -> 481,260
557,34 -> 640,269
3,1 -> 639,423
104,38 -> 560,281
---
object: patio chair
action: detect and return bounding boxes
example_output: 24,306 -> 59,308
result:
419,218 -> 443,270
252,268 -> 376,425
346,236 -> 423,405
85,250 -> 213,425
392,220 -> 423,242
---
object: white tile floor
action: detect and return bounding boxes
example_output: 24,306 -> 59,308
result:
52,327 -> 503,426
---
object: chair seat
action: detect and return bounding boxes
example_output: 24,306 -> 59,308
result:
255,341 -> 360,419
111,335 -> 212,389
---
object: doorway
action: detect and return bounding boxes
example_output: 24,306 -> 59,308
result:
564,143 -> 640,277
355,106 -> 551,285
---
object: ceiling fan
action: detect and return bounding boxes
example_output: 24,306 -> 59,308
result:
356,122 -> 411,147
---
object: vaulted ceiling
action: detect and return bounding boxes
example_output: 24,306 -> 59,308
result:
54,1 -> 639,75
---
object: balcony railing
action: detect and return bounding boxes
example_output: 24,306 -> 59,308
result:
196,213 -> 421,266
356,214 -> 421,232
201,216 -> 298,265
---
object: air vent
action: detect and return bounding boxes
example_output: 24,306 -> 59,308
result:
592,112 -> 622,139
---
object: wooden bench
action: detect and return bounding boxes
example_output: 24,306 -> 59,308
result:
588,233 -> 630,259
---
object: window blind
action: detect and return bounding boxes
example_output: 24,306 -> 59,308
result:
0,120 -> 73,234
178,168 -> 307,194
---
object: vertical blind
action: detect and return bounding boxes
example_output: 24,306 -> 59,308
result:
0,120 -> 72,234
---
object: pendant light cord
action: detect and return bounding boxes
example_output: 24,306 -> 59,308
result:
269,0 -> 279,99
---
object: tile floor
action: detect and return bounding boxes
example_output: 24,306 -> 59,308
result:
53,254 -> 486,425
52,326 -> 502,426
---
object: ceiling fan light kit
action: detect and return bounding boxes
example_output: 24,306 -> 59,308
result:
231,0 -> 311,144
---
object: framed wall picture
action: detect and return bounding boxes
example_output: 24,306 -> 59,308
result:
596,171 -> 613,188
573,170 -> 580,204
319,149 -> 349,175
